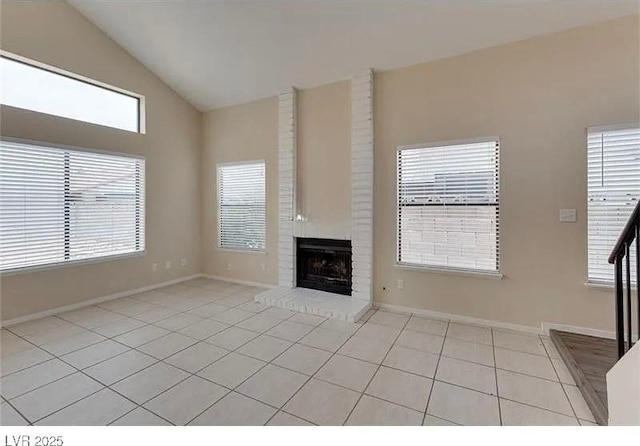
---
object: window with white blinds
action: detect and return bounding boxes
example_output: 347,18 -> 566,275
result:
0,140 -> 145,272
217,161 -> 266,251
587,125 -> 640,284
397,139 -> 500,273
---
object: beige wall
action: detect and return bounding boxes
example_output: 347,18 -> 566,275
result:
201,81 -> 352,284
297,81 -> 352,239
204,15 -> 639,332
2,3 -> 637,334
374,15 -> 640,330
0,2 -> 202,321
201,97 -> 279,285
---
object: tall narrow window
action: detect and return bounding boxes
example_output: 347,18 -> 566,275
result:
217,161 -> 266,251
1,53 -> 142,132
0,139 -> 145,272
397,138 -> 500,274
587,125 -> 640,284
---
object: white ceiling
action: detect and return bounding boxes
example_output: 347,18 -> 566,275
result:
68,1 -> 639,111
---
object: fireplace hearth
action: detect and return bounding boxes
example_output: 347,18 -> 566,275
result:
296,238 -> 352,296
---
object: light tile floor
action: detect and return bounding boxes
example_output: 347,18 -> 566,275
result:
0,278 -> 596,426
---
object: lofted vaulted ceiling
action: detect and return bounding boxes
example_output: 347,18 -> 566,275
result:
67,0 -> 639,111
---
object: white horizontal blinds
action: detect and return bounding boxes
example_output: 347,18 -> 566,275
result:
218,161 -> 266,251
0,143 -> 65,270
397,139 -> 500,272
0,140 -> 145,272
67,150 -> 145,261
587,126 -> 640,283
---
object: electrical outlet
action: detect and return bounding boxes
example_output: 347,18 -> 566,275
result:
181,258 -> 187,267
152,262 -> 158,272
261,263 -> 266,271
397,279 -> 405,290
559,208 -> 577,223
165,261 -> 171,270
227,263 -> 231,271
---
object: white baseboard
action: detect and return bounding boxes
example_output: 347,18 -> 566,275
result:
2,271 -> 613,342
202,274 -> 276,290
541,322 -> 616,339
374,302 -> 543,335
375,301 -> 618,339
0,274 -> 200,328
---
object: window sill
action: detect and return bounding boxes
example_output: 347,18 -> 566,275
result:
395,262 -> 503,280
216,247 -> 267,255
585,281 -> 636,291
0,251 -> 146,276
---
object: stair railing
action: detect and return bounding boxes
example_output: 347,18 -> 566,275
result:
608,199 -> 640,358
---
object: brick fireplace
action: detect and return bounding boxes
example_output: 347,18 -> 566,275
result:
254,70 -> 373,322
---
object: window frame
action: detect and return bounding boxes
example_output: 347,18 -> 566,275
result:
216,159 -> 267,253
0,136 -> 146,275
395,136 -> 502,278
0,50 -> 146,134
586,122 -> 640,286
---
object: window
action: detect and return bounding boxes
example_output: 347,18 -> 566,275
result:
217,161 -> 266,251
397,138 -> 500,274
0,139 -> 145,272
587,125 -> 640,284
0,52 -> 142,133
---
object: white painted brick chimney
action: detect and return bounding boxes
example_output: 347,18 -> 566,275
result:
350,69 -> 374,303
258,72 -> 374,321
277,89 -> 296,288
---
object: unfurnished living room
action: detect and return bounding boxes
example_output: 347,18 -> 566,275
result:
1,0 -> 639,440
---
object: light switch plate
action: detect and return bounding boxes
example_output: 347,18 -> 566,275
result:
559,209 -> 577,223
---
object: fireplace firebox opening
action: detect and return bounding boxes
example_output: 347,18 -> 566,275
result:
296,238 -> 352,296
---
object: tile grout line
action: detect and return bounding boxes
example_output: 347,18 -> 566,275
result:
421,317 -> 451,426
181,314 -> 307,425
496,331 -> 583,424
341,312 -> 412,425
0,393 -> 32,426
4,283 -> 238,357
358,317 -> 447,417
3,290 -> 586,426
260,308 -> 377,426
1,287 -> 551,380
184,308 -> 367,426
540,333 -> 583,424
3,283 -> 270,379
2,281 -> 267,425
9,322 -> 570,424
496,396 -> 587,420
260,338 -> 348,425
5,315 -> 573,426
142,307 -> 304,425
20,285 -> 266,425
5,308 -> 438,424
3,327 -> 160,426
13,326 -> 177,426
108,406 -> 174,426
492,327 -> 503,426
5,290 -> 325,426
